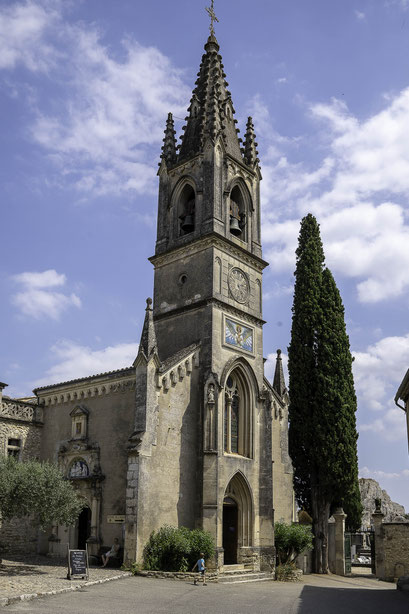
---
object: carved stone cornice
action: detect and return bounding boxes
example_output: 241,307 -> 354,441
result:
211,298 -> 264,327
157,347 -> 200,391
39,378 -> 136,407
149,233 -> 268,272
0,398 -> 43,424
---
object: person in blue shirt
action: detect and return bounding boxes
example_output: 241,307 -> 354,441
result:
192,552 -> 207,585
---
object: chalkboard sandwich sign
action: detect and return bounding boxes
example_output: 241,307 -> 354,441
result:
67,544 -> 89,580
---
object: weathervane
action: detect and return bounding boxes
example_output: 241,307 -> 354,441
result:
206,0 -> 219,36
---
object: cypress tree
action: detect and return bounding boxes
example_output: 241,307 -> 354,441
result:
288,214 -> 325,514
288,215 -> 362,573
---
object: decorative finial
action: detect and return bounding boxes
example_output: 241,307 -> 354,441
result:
277,349 -> 282,357
146,297 -> 153,309
206,0 -> 219,36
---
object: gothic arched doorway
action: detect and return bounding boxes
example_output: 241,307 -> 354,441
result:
77,507 -> 91,550
223,472 -> 253,565
223,497 -> 238,564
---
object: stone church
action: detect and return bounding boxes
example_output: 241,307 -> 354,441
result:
0,30 -> 295,571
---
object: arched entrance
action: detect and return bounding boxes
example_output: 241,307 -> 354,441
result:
77,507 -> 91,550
223,472 -> 253,565
223,497 -> 238,564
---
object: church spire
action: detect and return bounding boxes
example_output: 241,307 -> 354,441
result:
243,117 -> 260,169
273,349 -> 287,397
161,113 -> 177,167
138,298 -> 157,359
177,34 -> 242,163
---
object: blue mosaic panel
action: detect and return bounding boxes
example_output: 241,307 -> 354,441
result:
225,318 -> 253,353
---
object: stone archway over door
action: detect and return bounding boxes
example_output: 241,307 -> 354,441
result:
223,472 -> 253,565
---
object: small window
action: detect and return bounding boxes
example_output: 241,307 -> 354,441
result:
7,438 -> 21,459
70,405 -> 89,439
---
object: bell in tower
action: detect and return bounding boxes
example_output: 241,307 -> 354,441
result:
229,199 -> 241,236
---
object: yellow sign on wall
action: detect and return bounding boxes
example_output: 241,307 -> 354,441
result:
107,515 -> 126,523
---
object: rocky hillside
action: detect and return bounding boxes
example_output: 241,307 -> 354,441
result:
359,478 -> 406,527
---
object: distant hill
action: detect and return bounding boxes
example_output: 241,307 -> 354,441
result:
359,478 -> 406,528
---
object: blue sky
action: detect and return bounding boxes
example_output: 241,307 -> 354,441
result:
2,0 -> 409,512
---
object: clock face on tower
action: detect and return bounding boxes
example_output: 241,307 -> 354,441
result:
228,267 -> 250,304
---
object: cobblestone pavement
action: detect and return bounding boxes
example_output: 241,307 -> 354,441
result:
0,554 -> 130,604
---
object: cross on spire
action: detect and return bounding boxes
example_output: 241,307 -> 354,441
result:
206,0 -> 219,36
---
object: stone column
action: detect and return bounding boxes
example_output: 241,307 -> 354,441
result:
372,510 -> 385,579
225,395 -> 232,453
333,508 -> 347,576
86,491 -> 101,557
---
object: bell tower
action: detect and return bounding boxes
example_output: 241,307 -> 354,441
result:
142,11 -> 286,572
123,3 -> 296,571
151,31 -> 267,370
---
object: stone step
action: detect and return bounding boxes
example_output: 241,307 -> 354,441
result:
222,568 -> 255,576
219,572 -> 273,584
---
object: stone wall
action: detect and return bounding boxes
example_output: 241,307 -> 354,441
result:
0,399 -> 43,554
271,394 -> 295,525
374,522 -> 409,581
37,370 -> 135,554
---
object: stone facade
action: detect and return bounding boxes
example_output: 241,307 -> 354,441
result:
1,31 -> 295,569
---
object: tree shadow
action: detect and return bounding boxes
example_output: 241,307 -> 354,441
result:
0,554 -> 67,577
298,585 -> 408,614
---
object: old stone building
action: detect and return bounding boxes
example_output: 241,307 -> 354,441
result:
1,31 -> 295,570
395,369 -> 409,453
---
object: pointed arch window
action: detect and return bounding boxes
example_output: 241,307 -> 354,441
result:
224,369 -> 252,457
179,184 -> 195,235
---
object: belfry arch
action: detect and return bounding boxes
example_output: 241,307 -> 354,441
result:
171,178 -> 197,237
223,472 -> 253,564
228,180 -> 253,241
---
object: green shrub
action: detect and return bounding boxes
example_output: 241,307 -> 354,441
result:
274,522 -> 313,565
143,525 -> 215,572
180,527 -> 214,567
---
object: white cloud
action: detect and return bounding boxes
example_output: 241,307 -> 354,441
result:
255,87 -> 409,303
351,333 -> 409,442
13,269 -> 66,288
34,339 -> 138,387
353,333 -> 409,410
0,0 -> 60,71
354,10 -> 366,20
359,466 -> 409,481
359,407 -> 405,442
0,1 -> 190,197
11,269 -> 81,320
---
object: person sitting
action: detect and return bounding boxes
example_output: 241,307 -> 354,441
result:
101,538 -> 120,568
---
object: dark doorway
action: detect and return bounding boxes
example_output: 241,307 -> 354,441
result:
223,498 -> 238,564
77,507 -> 91,550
